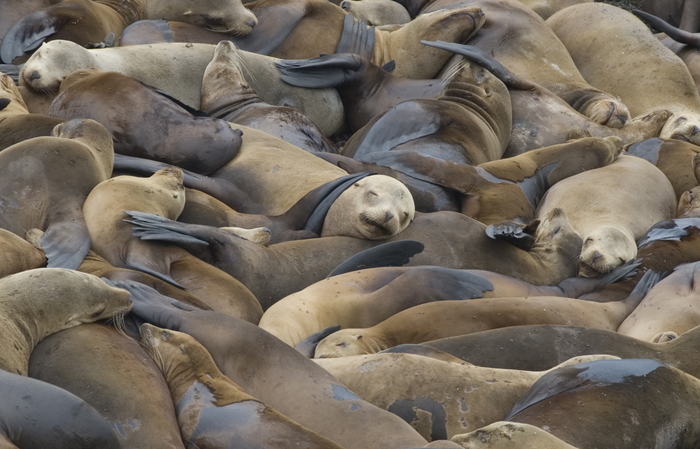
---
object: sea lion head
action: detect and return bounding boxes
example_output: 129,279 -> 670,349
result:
314,329 -> 385,358
580,97 -> 629,129
677,187 -> 700,218
20,40 -> 94,94
321,175 -> 415,240
339,0 -> 411,26
578,225 -> 637,277
178,0 -> 258,36
51,119 -> 115,180
660,112 -> 700,146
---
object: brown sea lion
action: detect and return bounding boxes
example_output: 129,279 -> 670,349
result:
507,359 -> 700,449
312,270 -> 658,358
124,205 -> 584,309
49,69 -> 242,175
0,268 -> 132,375
315,353 -> 617,441
139,323 -> 347,448
0,118 -> 113,269
535,155 -> 677,277
547,3 -> 700,144
200,40 -> 336,153
118,280 -> 431,449
338,0 -> 411,25
82,168 -> 264,322
28,323 -> 185,449
0,0 -> 257,63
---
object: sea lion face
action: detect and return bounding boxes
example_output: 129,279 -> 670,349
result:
180,0 -> 258,36
339,0 -> 411,26
139,323 -> 215,376
578,226 -> 637,277
321,175 -> 415,240
20,41 -> 93,93
660,113 -> 700,146
0,74 -> 29,115
314,331 -> 380,358
677,187 -> 700,218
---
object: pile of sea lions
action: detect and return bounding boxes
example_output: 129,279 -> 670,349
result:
2,0 -> 700,447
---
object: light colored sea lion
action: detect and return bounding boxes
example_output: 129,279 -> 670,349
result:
451,421 -> 578,449
125,206 -> 584,309
547,3 -> 700,144
0,118 -> 113,269
507,359 -> 700,449
139,323 -> 347,448
0,0 -> 257,63
618,261 -> 700,341
83,168 -> 264,322
200,40 -> 337,153
0,228 -> 46,278
536,155 -> 677,277
29,323 -> 185,449
118,280 -> 431,449
0,369 -> 122,448
0,268 -> 132,375
49,68 -> 243,175
312,270 -> 658,358
314,353 -> 617,441
18,40 -> 344,136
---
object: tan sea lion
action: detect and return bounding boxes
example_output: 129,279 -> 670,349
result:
0,228 -> 46,278
507,359 -> 700,449
82,168 -> 263,322
312,270 -> 658,358
18,40 -> 344,135
0,0 -> 257,63
547,3 -> 700,144
0,268 -> 132,375
339,0 -> 411,25
117,280 -> 431,449
0,118 -> 113,269
535,155 -> 677,277
139,323 -> 347,448
451,422 -> 578,449
29,323 -> 185,449
314,353 -> 618,441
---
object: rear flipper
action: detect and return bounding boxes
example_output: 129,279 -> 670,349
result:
485,219 -> 539,251
336,13 -> 374,58
40,219 -> 91,270
295,325 -> 341,357
326,240 -> 424,277
276,53 -> 366,88
632,10 -> 700,47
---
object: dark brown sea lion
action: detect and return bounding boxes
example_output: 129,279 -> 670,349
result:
139,323 -> 347,449
200,40 -> 336,153
0,0 -> 257,63
312,270 -> 658,358
117,280 -> 431,449
507,359 -> 700,449
547,3 -> 700,144
29,323 -> 185,449
124,206 -> 584,309
0,369 -> 122,448
49,68 -> 242,175
0,118 -> 113,269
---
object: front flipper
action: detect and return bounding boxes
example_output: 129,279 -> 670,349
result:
125,210 -> 210,246
485,220 -> 538,251
40,219 -> 91,270
326,240 -> 424,277
303,172 -> 371,235
632,10 -> 700,47
336,13 -> 374,58
277,53 -> 364,88
230,2 -> 307,55
295,325 -> 341,357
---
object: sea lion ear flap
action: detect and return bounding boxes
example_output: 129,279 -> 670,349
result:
294,325 -> 342,357
381,60 -> 396,73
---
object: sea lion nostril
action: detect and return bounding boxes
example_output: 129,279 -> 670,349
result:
384,211 -> 394,223
245,17 -> 256,28
340,1 -> 350,10
29,70 -> 41,80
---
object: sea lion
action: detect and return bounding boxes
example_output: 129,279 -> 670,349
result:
200,40 -> 336,153
677,186 -> 700,218
0,228 -> 46,278
0,0 -> 257,63
547,3 -> 700,144
617,261 -> 700,341
535,155 -> 677,277
83,168 -> 263,322
48,68 -> 243,175
0,369 -> 122,448
312,270 -> 658,358
18,40 -> 344,135
507,359 -> 700,449
262,259 -> 637,347
118,280 -> 431,449
0,72 -> 64,150
451,422 -> 578,449
124,205 -> 584,309
0,118 -> 113,269
0,268 -> 132,375
139,323 -> 347,448
339,0 -> 411,25
314,353 -> 618,441
28,322 -> 185,449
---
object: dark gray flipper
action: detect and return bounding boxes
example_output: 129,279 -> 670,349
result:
304,172 -> 371,234
420,40 -> 537,91
485,220 -> 538,250
0,64 -> 21,83
632,10 -> 700,47
0,98 -> 10,111
326,240 -> 425,277
626,137 -> 664,166
276,53 -> 364,88
381,60 -> 396,73
336,13 -> 375,59
295,325 -> 341,357
595,258 -> 641,289
40,220 -> 91,270
124,262 -> 185,290
637,218 -> 700,249
124,210 -> 209,246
